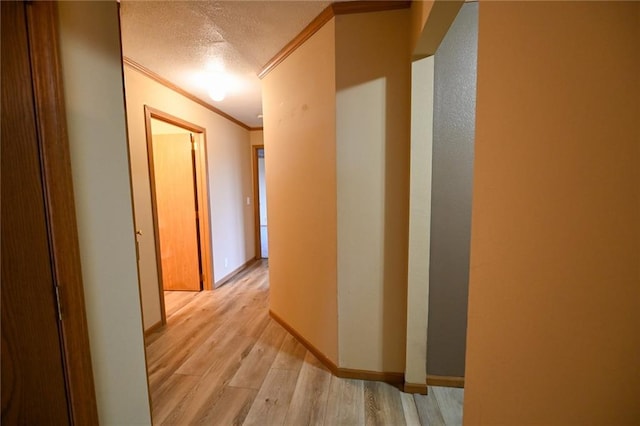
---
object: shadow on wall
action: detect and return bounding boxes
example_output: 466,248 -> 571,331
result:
427,1 -> 477,378
335,9 -> 411,372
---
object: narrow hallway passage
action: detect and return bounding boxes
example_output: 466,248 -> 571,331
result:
145,260 -> 463,425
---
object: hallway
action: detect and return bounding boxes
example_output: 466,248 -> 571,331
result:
145,260 -> 463,425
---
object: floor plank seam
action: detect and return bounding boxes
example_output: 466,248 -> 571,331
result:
146,260 -> 463,425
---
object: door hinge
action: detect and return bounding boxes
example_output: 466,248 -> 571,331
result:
200,274 -> 205,283
190,133 -> 197,151
54,284 -> 63,321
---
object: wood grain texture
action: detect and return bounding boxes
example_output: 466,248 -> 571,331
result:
364,381 -> 406,426
269,309 -> 340,375
144,105 -> 213,300
1,1 -> 100,423
160,335 -> 255,425
432,386 -> 464,426
414,391 -> 445,426
144,320 -> 163,338
192,131 -> 212,289
404,382 -> 428,395
193,385 -> 257,426
427,374 -> 465,388
145,261 -> 463,425
163,290 -> 198,317
229,321 -> 287,389
145,110 -> 168,322
173,315 -> 238,376
283,352 -> 332,425
401,392 -> 422,426
24,3 -> 99,422
148,317 -> 221,382
270,309 -> 407,387
271,333 -> 308,371
243,368 -> 301,425
149,373 -> 200,425
147,294 -> 246,385
153,133 -> 201,291
338,368 -> 404,385
1,4 -> 71,422
215,257 -> 259,288
325,377 -> 365,426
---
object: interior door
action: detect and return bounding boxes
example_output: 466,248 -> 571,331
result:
153,133 -> 202,291
1,1 -> 71,422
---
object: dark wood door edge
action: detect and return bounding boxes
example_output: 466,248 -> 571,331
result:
24,2 -> 99,423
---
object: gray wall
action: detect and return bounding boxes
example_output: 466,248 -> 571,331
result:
427,2 -> 478,377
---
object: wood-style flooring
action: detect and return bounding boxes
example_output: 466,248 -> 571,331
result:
145,260 -> 464,425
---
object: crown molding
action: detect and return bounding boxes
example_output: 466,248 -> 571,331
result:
122,57 -> 251,130
258,1 -> 411,79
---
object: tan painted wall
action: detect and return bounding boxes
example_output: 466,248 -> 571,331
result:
410,0 -> 433,54
465,2 -> 640,423
335,10 -> 411,373
262,20 -> 338,363
249,129 -> 264,146
405,55 -> 434,385
123,67 -> 255,329
57,2 -> 151,423
411,0 -> 462,58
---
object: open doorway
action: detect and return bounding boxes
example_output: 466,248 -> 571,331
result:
144,106 -> 214,324
252,145 -> 268,258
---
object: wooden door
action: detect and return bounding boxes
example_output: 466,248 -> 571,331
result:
1,2 -> 70,422
153,134 -> 202,291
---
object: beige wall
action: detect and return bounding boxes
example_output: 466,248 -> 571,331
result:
263,9 -> 415,374
405,55 -> 434,385
123,67 -> 255,328
410,0 -> 433,54
411,0 -> 462,59
250,129 -> 264,146
465,2 -> 640,423
262,20 -> 338,363
57,2 -> 151,423
335,10 -> 411,373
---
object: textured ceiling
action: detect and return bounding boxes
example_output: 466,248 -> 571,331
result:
120,1 -> 332,128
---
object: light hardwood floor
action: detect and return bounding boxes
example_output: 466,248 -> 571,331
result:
145,260 -> 464,425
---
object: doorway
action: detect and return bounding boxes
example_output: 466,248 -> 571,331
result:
252,145 -> 268,258
1,1 -> 97,422
144,106 -> 213,323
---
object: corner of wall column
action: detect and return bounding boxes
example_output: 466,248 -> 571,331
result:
412,0 -> 463,58
410,0 -> 434,55
404,55 -> 435,387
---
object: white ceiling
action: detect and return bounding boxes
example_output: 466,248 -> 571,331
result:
120,1 -> 333,128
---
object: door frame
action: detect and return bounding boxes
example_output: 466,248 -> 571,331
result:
144,106 -> 214,325
3,1 -> 99,422
252,145 -> 265,258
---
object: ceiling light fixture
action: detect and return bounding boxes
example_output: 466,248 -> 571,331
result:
210,64 -> 245,103
209,86 -> 226,102
194,66 -> 244,103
